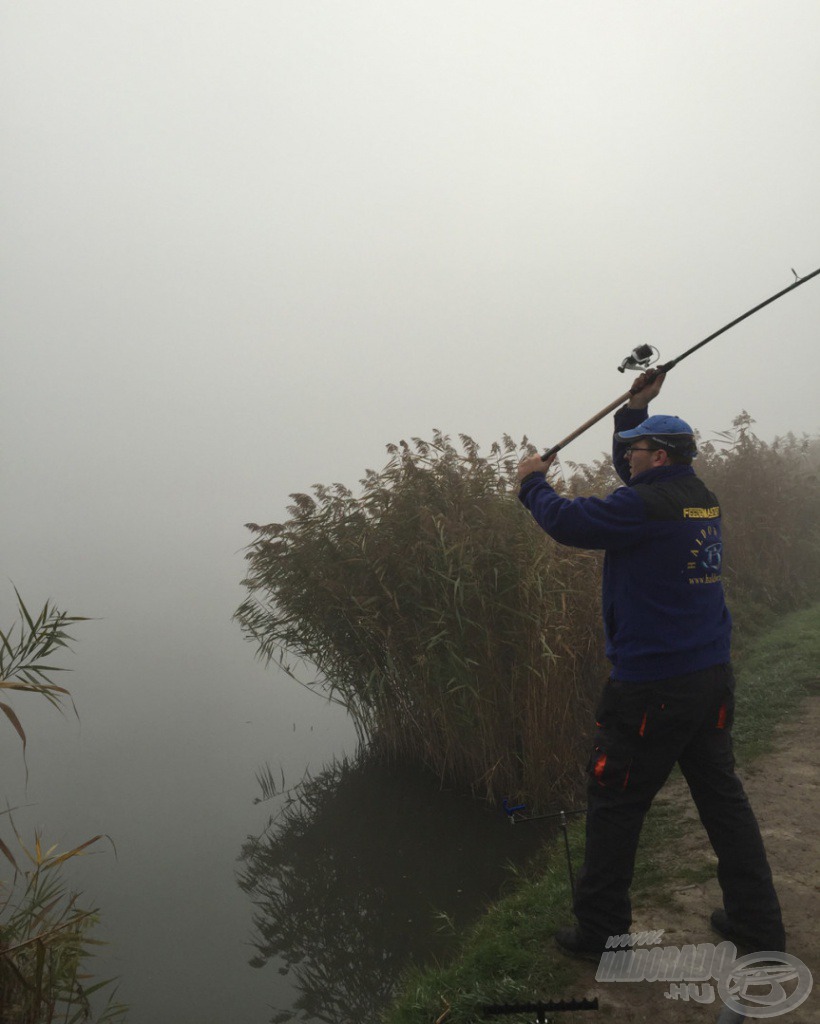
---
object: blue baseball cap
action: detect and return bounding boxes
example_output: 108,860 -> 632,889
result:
615,415 -> 698,457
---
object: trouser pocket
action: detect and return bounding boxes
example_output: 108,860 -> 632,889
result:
587,734 -> 633,789
586,680 -> 646,791
713,665 -> 735,731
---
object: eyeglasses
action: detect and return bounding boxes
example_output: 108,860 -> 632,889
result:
625,446 -> 658,456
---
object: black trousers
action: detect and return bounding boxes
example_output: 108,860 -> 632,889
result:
574,663 -> 785,949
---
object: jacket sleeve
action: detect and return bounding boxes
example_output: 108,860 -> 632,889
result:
612,406 -> 647,484
518,475 -> 647,550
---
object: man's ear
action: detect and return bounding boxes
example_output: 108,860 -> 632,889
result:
654,448 -> 670,466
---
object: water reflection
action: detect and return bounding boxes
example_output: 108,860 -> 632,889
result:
238,752 -> 545,1024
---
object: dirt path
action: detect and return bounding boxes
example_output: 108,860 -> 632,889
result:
565,695 -> 820,1023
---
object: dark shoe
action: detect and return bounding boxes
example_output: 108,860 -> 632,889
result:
554,926 -> 607,962
710,908 -> 769,951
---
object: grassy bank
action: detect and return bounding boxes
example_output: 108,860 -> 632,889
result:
384,603 -> 820,1024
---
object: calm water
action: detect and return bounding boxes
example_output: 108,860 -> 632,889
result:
0,582 -> 354,1022
1,547 -> 544,1023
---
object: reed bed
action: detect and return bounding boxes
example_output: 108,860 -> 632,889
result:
237,432 -> 607,809
696,413 -> 820,614
236,421 -> 820,811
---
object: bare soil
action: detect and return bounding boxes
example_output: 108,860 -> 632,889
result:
562,695 -> 820,1023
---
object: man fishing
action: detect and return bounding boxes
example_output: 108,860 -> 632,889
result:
516,371 -> 785,959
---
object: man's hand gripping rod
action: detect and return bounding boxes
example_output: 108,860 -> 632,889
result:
541,266 -> 820,461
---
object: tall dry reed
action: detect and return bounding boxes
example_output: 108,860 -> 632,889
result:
697,413 -> 820,614
237,432 -> 606,809
236,420 -> 820,811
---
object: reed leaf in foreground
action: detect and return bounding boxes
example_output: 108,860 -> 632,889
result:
1,588 -> 127,1023
0,590 -> 87,773
0,813 -> 126,1024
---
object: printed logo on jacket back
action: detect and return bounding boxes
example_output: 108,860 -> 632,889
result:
688,524 -> 722,584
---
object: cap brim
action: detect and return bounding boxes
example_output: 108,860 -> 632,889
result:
614,426 -> 647,442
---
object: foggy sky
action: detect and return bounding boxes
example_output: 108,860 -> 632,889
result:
3,1 -> 820,596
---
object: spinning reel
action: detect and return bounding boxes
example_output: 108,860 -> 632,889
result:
617,343 -> 660,373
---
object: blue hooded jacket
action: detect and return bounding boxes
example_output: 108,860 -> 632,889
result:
518,407 -> 732,681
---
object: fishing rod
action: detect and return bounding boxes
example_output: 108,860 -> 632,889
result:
502,799 -> 586,827
542,265 -> 820,460
502,800 -> 586,896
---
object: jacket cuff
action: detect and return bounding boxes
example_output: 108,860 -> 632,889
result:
518,471 -> 546,494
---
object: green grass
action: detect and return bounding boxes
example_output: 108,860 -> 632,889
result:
731,603 -> 820,761
385,835 -> 584,1024
383,603 -> 820,1024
